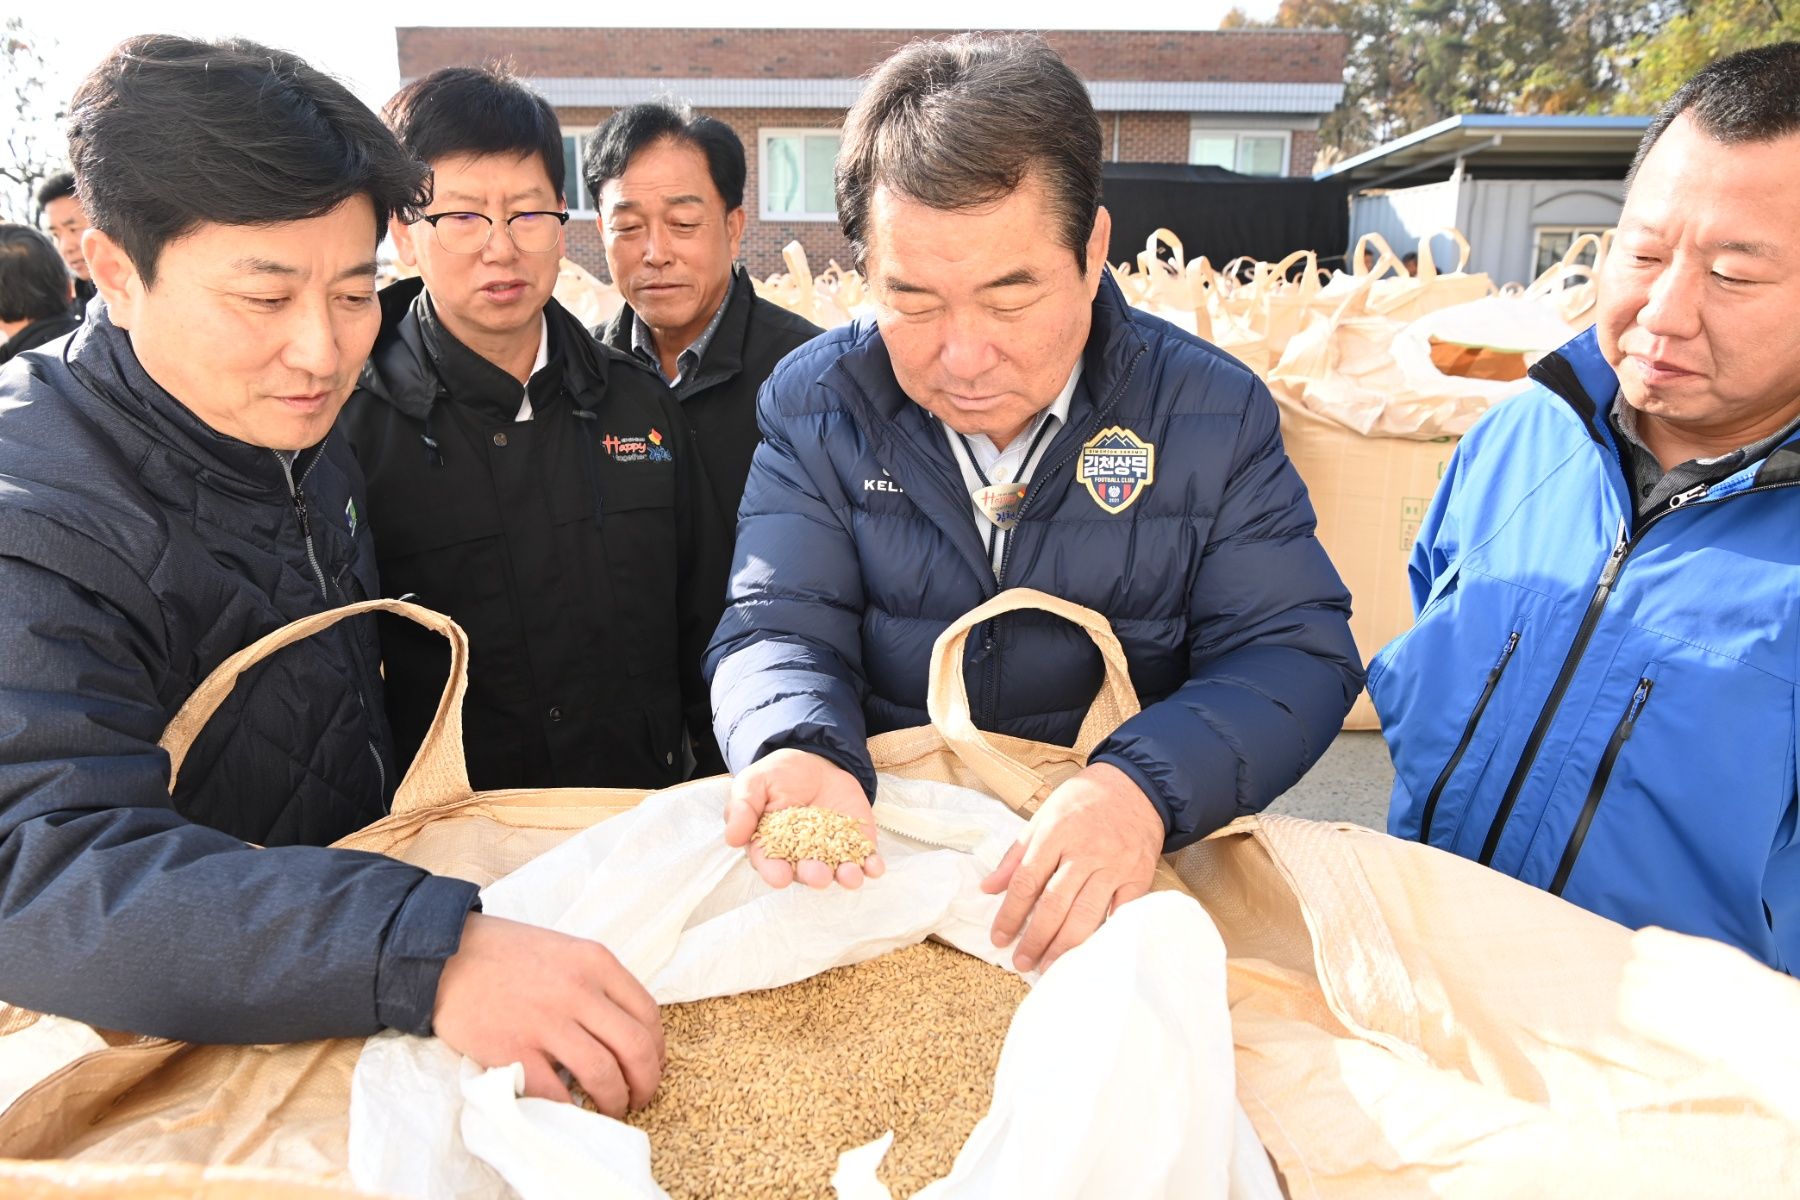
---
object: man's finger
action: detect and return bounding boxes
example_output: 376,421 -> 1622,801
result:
588,947 -> 664,1065
555,1022 -> 633,1116
794,858 -> 834,889
981,840 -> 1026,896
833,861 -> 866,889
517,1051 -> 572,1105
862,852 -> 886,880
746,842 -> 795,888
1108,877 -> 1152,917
723,773 -> 773,848
572,996 -> 664,1112
990,837 -> 1058,948
1035,873 -> 1115,974
1011,859 -> 1084,971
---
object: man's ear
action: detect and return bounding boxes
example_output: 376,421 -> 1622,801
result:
83,228 -> 142,328
726,205 -> 747,262
1084,205 -> 1113,294
390,214 -> 420,269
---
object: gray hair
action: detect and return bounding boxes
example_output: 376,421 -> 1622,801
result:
835,32 -> 1103,271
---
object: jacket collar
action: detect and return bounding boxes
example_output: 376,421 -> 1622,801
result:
602,263 -> 754,385
361,278 -> 615,421
63,303 -> 311,498
1530,325 -> 1800,492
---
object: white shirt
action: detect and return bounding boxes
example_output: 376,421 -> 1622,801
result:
941,363 -> 1082,577
513,316 -> 551,422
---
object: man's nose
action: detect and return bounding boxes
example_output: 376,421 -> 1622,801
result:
938,311 -> 1000,380
281,301 -> 341,380
1635,260 -> 1705,342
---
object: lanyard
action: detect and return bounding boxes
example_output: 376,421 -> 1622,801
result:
953,414 -> 1058,576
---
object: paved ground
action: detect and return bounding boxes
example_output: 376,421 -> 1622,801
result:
1264,730 -> 1394,829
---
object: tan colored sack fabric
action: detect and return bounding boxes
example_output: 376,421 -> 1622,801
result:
0,591 -> 1186,1192
1172,815 -> 1800,1197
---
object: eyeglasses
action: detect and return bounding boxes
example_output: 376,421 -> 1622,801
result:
415,210 -> 569,255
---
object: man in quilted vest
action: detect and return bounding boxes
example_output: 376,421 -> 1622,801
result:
1372,43 -> 1800,972
0,37 -> 662,1116
708,33 -> 1362,973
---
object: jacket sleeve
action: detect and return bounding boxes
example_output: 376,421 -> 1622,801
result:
1090,373 -> 1364,850
666,396 -> 729,776
0,553 -> 480,1044
704,383 -> 876,797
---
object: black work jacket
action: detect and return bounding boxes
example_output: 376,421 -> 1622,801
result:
0,311 -> 80,365
601,265 -> 822,529
0,310 -> 478,1044
340,280 -> 727,792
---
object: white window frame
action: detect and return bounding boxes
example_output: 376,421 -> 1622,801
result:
758,127 -> 842,223
1532,225 -> 1610,278
561,127 -> 598,217
1186,121 -> 1292,177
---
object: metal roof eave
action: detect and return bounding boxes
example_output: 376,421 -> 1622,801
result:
1316,114 -> 1652,182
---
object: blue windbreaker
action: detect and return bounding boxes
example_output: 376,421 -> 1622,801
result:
707,274 -> 1362,849
1371,326 -> 1800,971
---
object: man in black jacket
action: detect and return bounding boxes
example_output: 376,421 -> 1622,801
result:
339,67 -> 725,794
34,171 -> 97,315
0,37 -> 664,1116
586,103 -> 822,529
0,224 -> 78,364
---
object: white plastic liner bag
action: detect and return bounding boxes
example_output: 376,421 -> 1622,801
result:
348,774 -> 1279,1200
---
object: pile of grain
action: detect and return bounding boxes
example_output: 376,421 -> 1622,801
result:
578,940 -> 1029,1199
752,807 -> 874,867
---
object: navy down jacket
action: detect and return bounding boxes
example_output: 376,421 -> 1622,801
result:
0,309 -> 478,1043
707,274 -> 1363,848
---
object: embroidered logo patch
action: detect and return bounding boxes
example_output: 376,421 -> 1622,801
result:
602,431 -> 673,464
344,496 -> 359,536
1077,426 -> 1155,514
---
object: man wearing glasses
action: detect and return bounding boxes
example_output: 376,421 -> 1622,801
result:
340,66 -> 726,796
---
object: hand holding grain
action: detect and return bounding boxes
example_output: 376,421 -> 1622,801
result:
724,748 -> 886,889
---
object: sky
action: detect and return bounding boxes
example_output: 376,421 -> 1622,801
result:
28,0 -> 1288,111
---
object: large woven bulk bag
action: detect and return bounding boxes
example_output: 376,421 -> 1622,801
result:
0,594 -> 1251,1197
1170,814 -> 1800,1196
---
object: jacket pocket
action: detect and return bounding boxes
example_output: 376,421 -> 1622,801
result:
1548,674 -> 1655,897
1419,628 -> 1522,844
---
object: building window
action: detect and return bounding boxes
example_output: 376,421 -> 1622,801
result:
562,130 -> 597,214
760,129 -> 841,222
1188,128 -> 1290,176
1533,226 -> 1610,278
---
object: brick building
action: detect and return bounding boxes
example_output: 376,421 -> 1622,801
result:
395,27 -> 1347,279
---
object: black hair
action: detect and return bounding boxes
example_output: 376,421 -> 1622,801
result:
836,33 -> 1102,271
383,65 -> 566,199
583,101 -> 746,212
66,35 -> 430,287
1628,41 -> 1800,188
34,171 -> 76,214
0,224 -> 73,323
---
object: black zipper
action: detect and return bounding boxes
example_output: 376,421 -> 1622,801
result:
977,343 -> 1147,728
1548,676 -> 1653,896
276,443 -> 388,801
1477,476 -> 1796,866
1418,629 -> 1520,843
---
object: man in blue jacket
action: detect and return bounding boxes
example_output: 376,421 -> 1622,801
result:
708,33 -> 1362,974
0,37 -> 661,1114
1372,43 -> 1800,972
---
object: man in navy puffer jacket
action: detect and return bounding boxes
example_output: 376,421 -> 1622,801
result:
708,33 -> 1362,973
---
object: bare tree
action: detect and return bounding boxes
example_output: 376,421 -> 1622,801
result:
2,18 -> 69,225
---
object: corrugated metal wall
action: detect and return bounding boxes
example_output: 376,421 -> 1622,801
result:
1349,179 -> 1624,286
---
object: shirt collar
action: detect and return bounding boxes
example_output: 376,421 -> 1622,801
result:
630,287 -> 732,386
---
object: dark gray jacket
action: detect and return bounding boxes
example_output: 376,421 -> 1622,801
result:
601,265 -> 822,529
0,310 -> 479,1044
